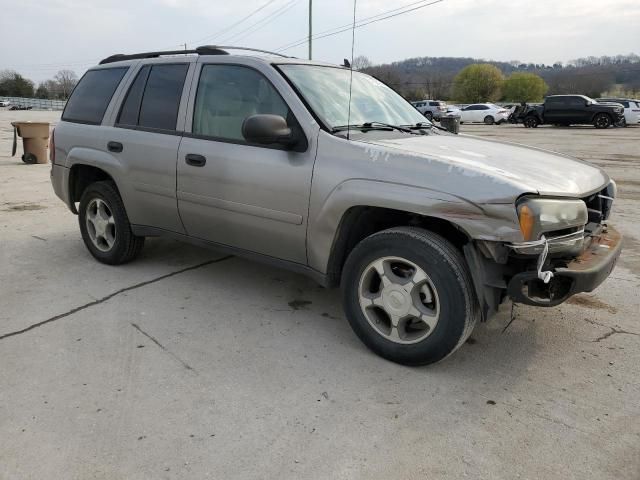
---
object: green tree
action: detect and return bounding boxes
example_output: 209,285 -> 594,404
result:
0,70 -> 35,97
452,64 -> 504,103
35,84 -> 50,99
502,72 -> 548,102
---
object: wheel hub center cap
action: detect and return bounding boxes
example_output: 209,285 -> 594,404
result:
382,286 -> 411,316
95,217 -> 108,236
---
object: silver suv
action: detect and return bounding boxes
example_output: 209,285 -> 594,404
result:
411,100 -> 447,121
51,46 -> 622,365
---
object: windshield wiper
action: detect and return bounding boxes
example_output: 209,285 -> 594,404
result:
404,122 -> 448,132
331,122 -> 414,134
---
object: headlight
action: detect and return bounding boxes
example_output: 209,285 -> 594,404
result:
516,197 -> 587,241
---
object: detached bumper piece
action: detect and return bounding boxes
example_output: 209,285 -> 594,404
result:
508,226 -> 622,307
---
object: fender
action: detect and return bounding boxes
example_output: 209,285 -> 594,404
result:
64,147 -> 132,213
307,178 -> 522,274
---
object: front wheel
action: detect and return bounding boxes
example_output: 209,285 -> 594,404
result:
594,113 -> 612,129
78,181 -> 144,265
424,111 -> 433,121
523,116 -> 539,128
341,227 -> 479,366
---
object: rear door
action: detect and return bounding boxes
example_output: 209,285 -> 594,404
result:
176,61 -> 317,264
103,60 -> 195,233
543,97 -> 564,123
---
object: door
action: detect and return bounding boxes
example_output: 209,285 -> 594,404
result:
566,96 -> 590,123
460,105 -> 475,122
103,62 -> 193,233
177,63 -> 316,264
543,97 -> 564,123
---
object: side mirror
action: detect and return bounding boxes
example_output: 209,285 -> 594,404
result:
242,114 -> 297,147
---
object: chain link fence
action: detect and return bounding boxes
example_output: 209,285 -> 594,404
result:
0,96 -> 66,111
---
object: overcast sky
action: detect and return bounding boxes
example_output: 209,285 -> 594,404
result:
1,0 -> 639,82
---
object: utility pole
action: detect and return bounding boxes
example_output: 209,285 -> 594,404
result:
308,0 -> 312,60
182,43 -> 187,51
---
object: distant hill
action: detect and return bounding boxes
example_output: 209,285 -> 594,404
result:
362,54 -> 640,100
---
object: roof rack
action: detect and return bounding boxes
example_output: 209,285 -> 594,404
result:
99,45 -> 289,65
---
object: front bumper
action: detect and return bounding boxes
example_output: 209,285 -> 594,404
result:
507,226 -> 622,307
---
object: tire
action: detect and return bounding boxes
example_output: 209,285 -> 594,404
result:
78,181 -> 144,265
424,111 -> 433,121
523,116 -> 539,128
484,115 -> 495,125
593,113 -> 612,129
341,227 -> 479,366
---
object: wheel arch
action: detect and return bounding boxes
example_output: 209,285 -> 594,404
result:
323,205 -> 474,287
68,163 -> 120,214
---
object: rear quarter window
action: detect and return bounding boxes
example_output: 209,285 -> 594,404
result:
62,67 -> 128,124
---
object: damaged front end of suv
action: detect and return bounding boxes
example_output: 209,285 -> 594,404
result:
466,181 -> 621,320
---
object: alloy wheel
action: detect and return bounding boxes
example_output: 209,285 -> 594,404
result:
358,256 -> 440,344
85,198 -> 116,252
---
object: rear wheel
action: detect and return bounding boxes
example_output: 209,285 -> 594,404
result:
594,113 -> 612,129
424,111 -> 433,121
341,227 -> 479,366
484,115 -> 495,125
523,115 -> 539,128
78,181 -> 144,265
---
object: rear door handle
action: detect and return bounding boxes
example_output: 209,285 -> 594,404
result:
185,153 -> 206,167
107,141 -> 123,153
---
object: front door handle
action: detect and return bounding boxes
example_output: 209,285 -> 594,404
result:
107,141 -> 123,153
185,153 -> 206,167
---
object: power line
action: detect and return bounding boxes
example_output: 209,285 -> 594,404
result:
275,0 -> 443,52
187,0 -> 280,46
220,0 -> 300,44
276,0 -> 434,52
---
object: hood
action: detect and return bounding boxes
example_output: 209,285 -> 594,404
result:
361,133 -> 609,198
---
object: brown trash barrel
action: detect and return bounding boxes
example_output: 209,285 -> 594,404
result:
11,122 -> 50,164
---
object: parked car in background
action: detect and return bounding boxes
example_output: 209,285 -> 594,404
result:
0,100 -> 11,107
50,46 -> 622,366
444,105 -> 461,116
596,98 -> 640,126
522,95 -> 624,128
459,103 -> 510,125
411,100 -> 447,121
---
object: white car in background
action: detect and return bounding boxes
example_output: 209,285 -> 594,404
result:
459,103 -> 510,125
596,98 -> 640,126
0,100 -> 11,107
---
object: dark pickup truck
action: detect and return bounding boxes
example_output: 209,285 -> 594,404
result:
522,95 -> 624,129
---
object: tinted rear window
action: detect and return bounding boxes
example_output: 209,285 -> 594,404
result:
117,66 -> 150,126
138,64 -> 189,130
62,68 -> 127,124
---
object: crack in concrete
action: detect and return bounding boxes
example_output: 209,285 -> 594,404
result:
583,317 -> 640,342
0,256 -> 233,341
131,322 -> 197,374
593,327 -> 640,343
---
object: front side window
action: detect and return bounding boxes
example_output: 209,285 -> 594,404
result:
62,67 -> 127,124
192,64 -> 290,141
278,64 -> 426,129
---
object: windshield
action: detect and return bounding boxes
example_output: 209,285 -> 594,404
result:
278,64 -> 427,129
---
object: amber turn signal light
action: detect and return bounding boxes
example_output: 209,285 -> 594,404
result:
519,204 -> 535,241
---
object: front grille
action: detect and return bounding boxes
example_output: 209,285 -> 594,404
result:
583,185 -> 613,225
